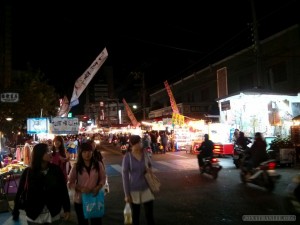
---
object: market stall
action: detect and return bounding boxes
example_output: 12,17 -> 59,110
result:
0,158 -> 26,212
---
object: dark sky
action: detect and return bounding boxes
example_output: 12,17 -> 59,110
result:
10,0 -> 299,101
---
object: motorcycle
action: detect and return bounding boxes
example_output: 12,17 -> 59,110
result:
200,157 -> 223,179
233,144 -> 246,168
240,158 -> 281,192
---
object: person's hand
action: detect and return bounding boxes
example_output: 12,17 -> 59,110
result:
75,185 -> 90,193
80,186 -> 91,193
125,195 -> 132,203
63,212 -> 70,220
92,185 -> 101,196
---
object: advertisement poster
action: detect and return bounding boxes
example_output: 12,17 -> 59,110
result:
27,118 -> 49,134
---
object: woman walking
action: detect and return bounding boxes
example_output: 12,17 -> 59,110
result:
12,143 -> 71,224
68,141 -> 106,225
122,135 -> 156,225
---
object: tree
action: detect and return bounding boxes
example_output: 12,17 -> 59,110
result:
0,69 -> 59,135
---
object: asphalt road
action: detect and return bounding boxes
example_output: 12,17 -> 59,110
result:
1,142 -> 299,225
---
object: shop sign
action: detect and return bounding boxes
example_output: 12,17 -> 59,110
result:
27,118 -> 49,134
221,100 -> 231,111
51,117 -> 79,134
1,92 -> 19,102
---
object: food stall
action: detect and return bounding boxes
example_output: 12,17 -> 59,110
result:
0,158 -> 27,211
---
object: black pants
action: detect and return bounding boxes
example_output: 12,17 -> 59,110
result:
131,200 -> 155,225
74,202 -> 102,225
197,152 -> 211,167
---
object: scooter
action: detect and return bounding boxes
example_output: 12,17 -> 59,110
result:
233,144 -> 245,168
200,157 -> 222,179
240,159 -> 281,192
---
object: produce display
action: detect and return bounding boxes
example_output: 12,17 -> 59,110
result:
0,158 -> 27,175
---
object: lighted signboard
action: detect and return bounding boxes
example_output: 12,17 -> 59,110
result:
1,92 -> 19,102
27,118 -> 49,134
51,117 -> 79,134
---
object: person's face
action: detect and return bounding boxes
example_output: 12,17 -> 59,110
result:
53,139 -> 61,148
82,150 -> 93,161
43,149 -> 52,162
134,140 -> 143,150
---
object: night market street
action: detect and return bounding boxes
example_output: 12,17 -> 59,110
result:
1,141 -> 299,225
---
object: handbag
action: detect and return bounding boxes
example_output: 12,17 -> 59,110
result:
82,189 -> 105,219
144,153 -> 161,193
18,169 -> 29,210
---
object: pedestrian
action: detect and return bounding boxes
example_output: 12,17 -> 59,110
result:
68,141 -> 106,225
51,135 -> 71,182
12,143 -> 71,224
23,136 -> 33,166
122,134 -> 156,225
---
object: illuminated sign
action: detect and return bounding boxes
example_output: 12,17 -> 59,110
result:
51,117 -> 79,134
27,118 -> 49,134
221,100 -> 231,111
1,92 -> 19,103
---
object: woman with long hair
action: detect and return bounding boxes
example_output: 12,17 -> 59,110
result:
122,135 -> 156,225
51,135 -> 70,181
12,143 -> 71,224
68,142 -> 106,225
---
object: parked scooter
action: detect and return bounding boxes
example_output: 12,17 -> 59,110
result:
240,158 -> 281,192
200,157 -> 222,179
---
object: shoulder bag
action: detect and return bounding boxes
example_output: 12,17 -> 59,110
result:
82,189 -> 105,219
144,152 -> 161,193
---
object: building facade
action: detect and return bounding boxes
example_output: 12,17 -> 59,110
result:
148,25 -> 300,129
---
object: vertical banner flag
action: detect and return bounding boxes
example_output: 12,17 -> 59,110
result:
164,80 -> 179,114
122,98 -> 140,127
69,47 -> 108,107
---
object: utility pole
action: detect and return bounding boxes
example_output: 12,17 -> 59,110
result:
251,0 -> 263,88
142,73 -> 146,120
131,71 -> 147,120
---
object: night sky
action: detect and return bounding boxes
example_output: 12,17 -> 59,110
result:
10,1 -> 299,101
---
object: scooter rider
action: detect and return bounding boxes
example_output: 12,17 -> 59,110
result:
235,131 -> 251,150
197,134 -> 214,169
244,132 -> 268,176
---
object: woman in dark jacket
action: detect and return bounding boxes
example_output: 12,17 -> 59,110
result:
12,143 -> 71,224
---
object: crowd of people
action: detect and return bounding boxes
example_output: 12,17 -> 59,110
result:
11,133 -> 156,225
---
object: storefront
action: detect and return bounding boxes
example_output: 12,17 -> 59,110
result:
217,90 -> 300,138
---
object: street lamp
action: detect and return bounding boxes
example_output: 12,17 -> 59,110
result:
5,117 -> 13,121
